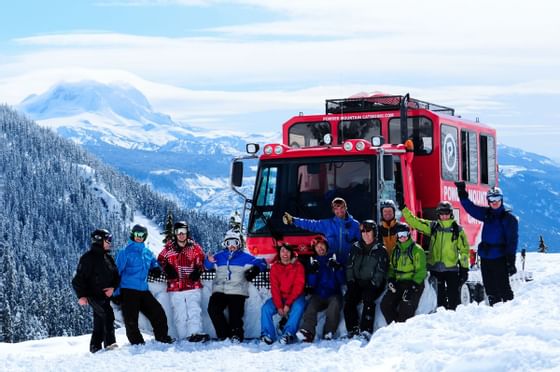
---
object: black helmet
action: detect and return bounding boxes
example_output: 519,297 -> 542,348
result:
360,219 -> 377,232
130,224 -> 148,241
91,229 -> 112,243
380,200 -> 396,212
173,221 -> 189,235
436,201 -> 454,217
394,222 -> 410,238
487,187 -> 503,201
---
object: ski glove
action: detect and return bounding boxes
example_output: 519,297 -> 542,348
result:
148,267 -> 162,279
244,265 -> 260,281
454,181 -> 468,199
308,257 -> 320,274
327,257 -> 342,270
505,254 -> 517,277
282,212 -> 293,225
397,198 -> 406,211
458,267 -> 469,285
164,264 -> 179,280
189,267 -> 202,281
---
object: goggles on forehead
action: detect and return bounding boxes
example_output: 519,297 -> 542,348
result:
175,228 -> 188,235
396,231 -> 410,239
487,196 -> 502,203
224,238 -> 241,247
133,231 -> 146,238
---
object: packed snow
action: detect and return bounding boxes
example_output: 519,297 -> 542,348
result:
2,252 -> 560,372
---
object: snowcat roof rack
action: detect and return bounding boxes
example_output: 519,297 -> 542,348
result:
325,95 -> 455,116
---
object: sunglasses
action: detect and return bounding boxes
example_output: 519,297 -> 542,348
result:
487,196 -> 502,203
133,231 -> 146,238
224,238 -> 240,247
175,228 -> 188,235
397,231 -> 409,239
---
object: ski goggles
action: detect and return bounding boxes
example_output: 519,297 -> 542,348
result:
104,235 -> 113,243
175,228 -> 188,235
132,231 -> 146,238
224,238 -> 241,247
396,231 -> 410,239
487,196 -> 502,203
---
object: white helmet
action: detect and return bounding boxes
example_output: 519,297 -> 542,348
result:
222,229 -> 242,248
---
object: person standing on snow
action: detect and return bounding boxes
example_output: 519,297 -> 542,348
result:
72,229 -> 120,353
401,201 -> 470,310
381,223 -> 427,324
158,221 -> 209,342
261,243 -> 306,345
115,224 -> 173,345
205,230 -> 266,343
455,182 -> 518,306
344,220 -> 388,340
282,197 -> 360,265
296,236 -> 345,342
378,200 -> 407,257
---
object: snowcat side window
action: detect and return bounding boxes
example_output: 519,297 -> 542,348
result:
288,121 -> 331,147
338,119 -> 381,143
250,166 -> 278,232
480,134 -> 496,186
461,130 -> 478,183
440,124 -> 459,181
388,116 -> 433,155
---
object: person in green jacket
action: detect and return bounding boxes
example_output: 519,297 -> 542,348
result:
401,201 -> 469,310
380,223 -> 427,324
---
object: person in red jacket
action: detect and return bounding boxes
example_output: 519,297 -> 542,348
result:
157,221 -> 208,342
260,243 -> 305,345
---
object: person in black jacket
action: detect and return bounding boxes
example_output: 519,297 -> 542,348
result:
72,229 -> 120,353
344,220 -> 389,340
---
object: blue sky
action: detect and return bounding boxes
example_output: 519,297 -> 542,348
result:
1,0 -> 560,160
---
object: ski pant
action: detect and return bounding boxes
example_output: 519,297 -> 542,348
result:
121,288 -> 170,345
480,257 -> 514,306
380,281 -> 424,324
169,289 -> 203,340
261,295 -> 306,341
343,280 -> 384,335
88,297 -> 116,352
431,270 -> 461,310
300,294 -> 342,338
207,292 -> 246,341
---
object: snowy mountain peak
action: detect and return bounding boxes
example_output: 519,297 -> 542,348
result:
18,80 -> 174,125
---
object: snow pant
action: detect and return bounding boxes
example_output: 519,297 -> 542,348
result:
431,270 -> 461,310
121,288 -> 170,345
480,257 -> 514,306
88,297 -> 116,353
169,289 -> 203,339
207,292 -> 246,341
380,281 -> 424,324
343,280 -> 384,335
300,294 -> 342,339
261,295 -> 306,341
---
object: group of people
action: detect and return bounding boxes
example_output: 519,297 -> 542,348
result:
72,184 -> 518,352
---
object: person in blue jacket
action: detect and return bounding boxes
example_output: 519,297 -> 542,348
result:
115,224 -> 173,345
455,182 -> 519,305
205,229 -> 267,342
296,236 -> 345,342
282,197 -> 360,265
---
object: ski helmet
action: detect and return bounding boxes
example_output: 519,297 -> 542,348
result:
487,187 -> 503,202
223,229 -> 242,248
394,222 -> 410,239
380,200 -> 396,213
91,229 -> 112,243
360,219 -> 377,232
173,221 -> 189,236
130,224 -> 148,241
436,201 -> 454,217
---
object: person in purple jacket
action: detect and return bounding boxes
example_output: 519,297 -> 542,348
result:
282,197 -> 360,265
455,182 -> 518,306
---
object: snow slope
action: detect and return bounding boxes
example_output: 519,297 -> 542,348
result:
2,252 -> 559,372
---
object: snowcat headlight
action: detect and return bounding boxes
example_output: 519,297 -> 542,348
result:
355,141 -> 366,151
246,143 -> 260,154
274,145 -> 283,155
264,145 -> 273,155
371,136 -> 385,147
343,142 -> 353,151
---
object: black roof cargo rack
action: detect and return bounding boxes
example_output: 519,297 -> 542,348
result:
325,94 -> 455,116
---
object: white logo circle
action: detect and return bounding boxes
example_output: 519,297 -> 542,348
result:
443,133 -> 457,172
